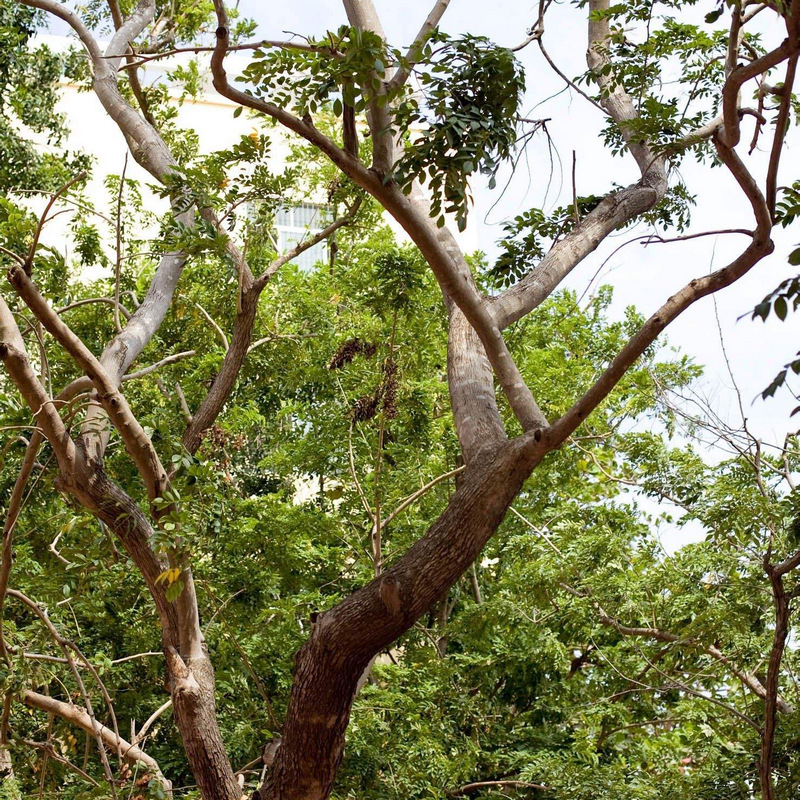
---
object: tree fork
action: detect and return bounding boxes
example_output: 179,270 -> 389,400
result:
258,436 -> 544,800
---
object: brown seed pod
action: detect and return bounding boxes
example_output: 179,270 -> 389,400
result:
350,392 -> 380,422
328,337 -> 378,370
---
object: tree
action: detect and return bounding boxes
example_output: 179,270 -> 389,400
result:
0,1 -> 798,799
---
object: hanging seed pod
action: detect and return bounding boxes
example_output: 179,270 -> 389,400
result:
328,337 -> 378,369
350,393 -> 380,422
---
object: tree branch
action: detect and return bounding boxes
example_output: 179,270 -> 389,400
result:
8,265 -> 168,501
22,690 -> 170,792
447,779 -> 548,796
491,0 -> 668,330
0,295 -> 75,472
542,135 -> 773,453
386,0 -> 452,93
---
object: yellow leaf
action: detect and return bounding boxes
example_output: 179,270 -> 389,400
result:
155,569 -> 170,586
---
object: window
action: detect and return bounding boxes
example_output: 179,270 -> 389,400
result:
274,203 -> 332,270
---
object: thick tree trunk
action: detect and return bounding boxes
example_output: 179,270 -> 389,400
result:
259,438 -> 539,800
447,309 -> 506,461
169,655 -> 242,800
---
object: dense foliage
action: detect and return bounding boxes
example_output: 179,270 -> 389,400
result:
1,147 -> 798,799
1,0 -> 800,799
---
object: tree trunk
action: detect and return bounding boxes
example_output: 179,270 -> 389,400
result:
71,464 -> 241,800
169,655 -> 243,800
259,438 -> 539,800
184,287 -> 260,453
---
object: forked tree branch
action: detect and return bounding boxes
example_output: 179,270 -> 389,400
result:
8,265 -> 169,501
542,135 -> 773,453
211,0 -> 547,436
492,0 -> 668,330
183,200 -> 363,453
0,295 -> 75,471
22,690 -> 170,793
15,0 -> 192,462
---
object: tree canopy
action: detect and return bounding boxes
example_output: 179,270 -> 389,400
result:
1,2 -> 800,800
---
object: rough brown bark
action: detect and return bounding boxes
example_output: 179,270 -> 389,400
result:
168,654 -> 242,800
259,437 -> 542,800
68,461 -> 241,800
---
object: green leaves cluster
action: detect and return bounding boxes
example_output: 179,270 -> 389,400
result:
240,26 -> 393,117
239,27 -> 524,232
0,5 -> 89,193
392,33 -> 525,232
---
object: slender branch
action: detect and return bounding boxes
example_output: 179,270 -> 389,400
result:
8,265 -> 168,501
539,38 -> 607,115
380,465 -> 466,531
134,699 -> 172,744
58,297 -> 132,321
21,735 -> 100,787
386,0 -> 452,93
253,198 -> 363,290
119,37 -> 327,71
766,53 -> 798,216
509,507 -> 563,555
124,350 -> 196,381
22,690 -> 170,791
26,172 -> 88,275
447,779 -> 548,796
192,300 -> 229,352
581,591 -> 792,713
348,418 -> 375,524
